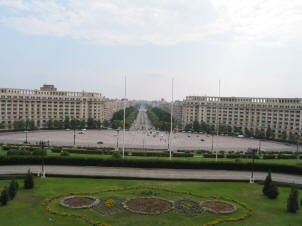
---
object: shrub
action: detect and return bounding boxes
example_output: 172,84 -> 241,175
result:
24,169 -> 34,189
8,179 -> 18,200
0,186 -> 9,205
60,151 -> 70,157
287,187 -> 299,213
267,183 -> 279,199
263,170 -> 272,196
112,152 -> 122,160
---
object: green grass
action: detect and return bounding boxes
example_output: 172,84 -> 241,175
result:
0,177 -> 301,226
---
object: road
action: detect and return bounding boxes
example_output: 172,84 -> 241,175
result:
0,165 -> 301,184
130,106 -> 154,131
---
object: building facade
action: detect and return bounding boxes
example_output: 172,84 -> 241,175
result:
0,85 -> 126,129
181,96 -> 302,138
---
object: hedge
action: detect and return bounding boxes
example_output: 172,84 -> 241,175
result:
0,156 -> 302,175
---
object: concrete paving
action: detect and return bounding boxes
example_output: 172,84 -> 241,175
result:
0,165 -> 301,184
0,129 -> 298,152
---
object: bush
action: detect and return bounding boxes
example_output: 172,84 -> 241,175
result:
112,151 -> 122,160
287,187 -> 299,213
263,170 -> 272,196
267,183 -> 279,199
0,186 -> 9,205
24,169 -> 34,189
60,151 -> 70,157
8,179 -> 18,200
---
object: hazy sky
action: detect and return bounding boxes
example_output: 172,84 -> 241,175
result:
1,0 -> 302,101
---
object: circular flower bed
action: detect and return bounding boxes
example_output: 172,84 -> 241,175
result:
123,197 -> 174,215
174,198 -> 204,217
60,196 -> 100,209
201,200 -> 237,214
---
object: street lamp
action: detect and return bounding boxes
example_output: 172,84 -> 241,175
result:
24,119 -> 29,144
38,140 -> 48,178
249,148 -> 257,183
116,128 -> 120,151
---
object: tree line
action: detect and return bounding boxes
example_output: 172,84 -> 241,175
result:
147,107 -> 175,131
110,106 -> 138,130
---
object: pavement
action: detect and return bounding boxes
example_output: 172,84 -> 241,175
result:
0,165 -> 301,184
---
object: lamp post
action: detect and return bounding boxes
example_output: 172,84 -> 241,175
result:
25,119 -> 29,144
73,128 -> 76,146
249,148 -> 257,183
39,140 -> 48,178
116,128 -> 120,151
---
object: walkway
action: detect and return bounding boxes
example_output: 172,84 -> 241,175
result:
0,165 -> 301,184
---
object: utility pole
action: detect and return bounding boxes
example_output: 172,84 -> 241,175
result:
169,78 -> 174,160
122,76 -> 126,159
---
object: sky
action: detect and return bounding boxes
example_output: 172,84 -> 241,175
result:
0,0 -> 302,101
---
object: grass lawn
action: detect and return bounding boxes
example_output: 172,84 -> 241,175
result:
0,177 -> 301,226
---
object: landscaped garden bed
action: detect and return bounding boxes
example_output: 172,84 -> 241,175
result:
93,195 -> 126,216
122,197 -> 174,215
201,200 -> 237,214
60,196 -> 99,209
174,198 -> 204,217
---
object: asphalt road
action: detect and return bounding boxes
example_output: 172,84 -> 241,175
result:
0,165 -> 301,184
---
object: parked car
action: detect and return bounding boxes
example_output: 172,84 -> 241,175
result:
79,131 -> 85,134
97,141 -> 103,144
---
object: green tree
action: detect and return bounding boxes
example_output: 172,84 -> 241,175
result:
266,127 -> 274,139
0,186 -> 9,205
28,119 -> 36,130
102,120 -> 110,128
0,121 -> 6,129
79,120 -> 86,129
287,186 -> 299,213
8,179 -> 18,200
281,131 -> 287,141
87,118 -> 96,129
263,170 -> 272,196
24,169 -> 34,189
193,121 -> 200,132
267,183 -> 279,199
64,116 -> 70,129
53,120 -> 63,129
13,120 -> 25,130
47,119 -> 54,129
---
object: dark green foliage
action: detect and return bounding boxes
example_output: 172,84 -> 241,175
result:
24,169 -> 34,189
0,186 -> 9,205
111,151 -> 122,159
287,187 -> 299,213
267,183 -> 279,199
8,180 -> 18,200
111,107 -> 138,130
147,107 -> 174,131
60,151 -> 70,156
263,170 -> 272,196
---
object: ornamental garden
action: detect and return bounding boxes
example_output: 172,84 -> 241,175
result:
0,176 -> 301,226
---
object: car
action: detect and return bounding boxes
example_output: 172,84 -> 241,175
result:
200,139 -> 204,142
97,141 -> 103,144
65,128 -> 70,131
78,131 -> 85,134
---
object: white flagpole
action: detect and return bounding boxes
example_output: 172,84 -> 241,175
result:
123,76 -> 126,159
169,78 -> 174,160
216,80 -> 220,162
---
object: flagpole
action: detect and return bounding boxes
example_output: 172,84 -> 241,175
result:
123,76 -> 126,159
169,78 -> 174,160
216,80 -> 220,162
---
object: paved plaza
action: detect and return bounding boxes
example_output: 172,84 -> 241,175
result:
0,129 -> 298,152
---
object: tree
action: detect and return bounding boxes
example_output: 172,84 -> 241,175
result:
102,120 -> 110,128
267,183 -> 279,199
0,121 -> 6,129
24,169 -> 34,189
266,127 -> 274,139
64,116 -> 70,129
53,120 -> 63,129
0,186 -> 9,205
29,119 -> 36,130
263,170 -> 272,196
193,121 -> 200,132
281,131 -> 287,141
287,186 -> 299,213
8,179 -> 18,200
87,118 -> 96,129
47,119 -> 54,129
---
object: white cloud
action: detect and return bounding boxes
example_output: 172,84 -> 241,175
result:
0,0 -> 302,46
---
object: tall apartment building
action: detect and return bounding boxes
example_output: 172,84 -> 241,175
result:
0,85 -> 126,129
181,96 -> 302,138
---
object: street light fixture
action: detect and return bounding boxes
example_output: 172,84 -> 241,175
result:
249,148 -> 257,183
38,140 -> 49,178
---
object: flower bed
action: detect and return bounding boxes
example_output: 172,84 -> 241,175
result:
201,200 -> 237,214
60,196 -> 100,209
122,197 -> 174,215
174,198 -> 204,217
94,196 -> 126,216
